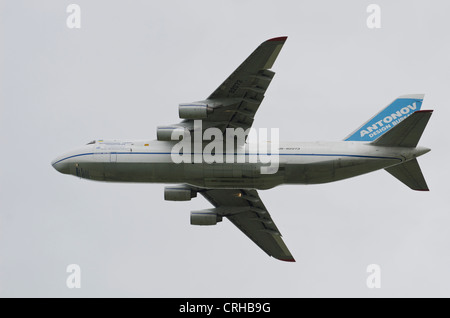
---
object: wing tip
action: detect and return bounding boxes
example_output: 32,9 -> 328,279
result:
267,36 -> 288,43
278,257 -> 296,262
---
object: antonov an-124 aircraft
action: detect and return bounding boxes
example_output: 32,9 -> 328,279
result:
52,37 -> 433,262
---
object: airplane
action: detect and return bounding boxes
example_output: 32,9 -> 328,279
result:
52,36 -> 433,262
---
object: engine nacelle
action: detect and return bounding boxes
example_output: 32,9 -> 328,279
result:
179,102 -> 212,119
164,186 -> 197,201
156,126 -> 186,141
190,209 -> 223,226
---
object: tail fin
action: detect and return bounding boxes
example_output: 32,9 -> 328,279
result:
385,159 -> 429,191
345,94 -> 424,142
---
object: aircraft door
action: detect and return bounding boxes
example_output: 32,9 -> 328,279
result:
110,152 -> 117,163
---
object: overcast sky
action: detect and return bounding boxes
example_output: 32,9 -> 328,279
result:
1,0 -> 450,297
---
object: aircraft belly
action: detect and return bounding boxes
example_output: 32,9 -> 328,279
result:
82,159 -> 285,188
285,157 -> 399,184
190,163 -> 286,189
101,162 -> 184,183
70,162 -> 104,180
332,158 -> 399,182
75,150 -> 399,188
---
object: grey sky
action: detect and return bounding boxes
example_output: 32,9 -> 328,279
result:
1,0 -> 449,297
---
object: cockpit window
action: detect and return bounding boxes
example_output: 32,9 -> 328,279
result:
86,140 -> 96,145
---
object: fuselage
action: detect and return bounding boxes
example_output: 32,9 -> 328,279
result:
51,139 -> 429,190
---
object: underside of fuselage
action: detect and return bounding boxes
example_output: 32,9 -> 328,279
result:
66,156 -> 400,190
53,138 -> 430,190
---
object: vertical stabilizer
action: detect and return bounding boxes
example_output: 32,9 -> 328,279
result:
345,94 -> 424,142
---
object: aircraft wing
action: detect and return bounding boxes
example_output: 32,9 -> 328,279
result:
160,37 -> 287,137
198,188 -> 295,262
204,36 -> 287,133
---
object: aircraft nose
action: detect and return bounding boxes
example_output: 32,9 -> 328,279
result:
51,157 -> 70,174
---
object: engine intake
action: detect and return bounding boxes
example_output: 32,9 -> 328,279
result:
190,209 -> 223,226
164,186 -> 197,201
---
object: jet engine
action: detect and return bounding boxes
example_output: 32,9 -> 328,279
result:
164,186 -> 197,201
190,209 -> 223,226
156,126 -> 186,141
178,102 -> 212,119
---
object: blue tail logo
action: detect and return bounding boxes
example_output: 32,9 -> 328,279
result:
345,94 -> 424,142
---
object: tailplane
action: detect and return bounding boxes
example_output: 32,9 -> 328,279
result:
385,159 -> 429,191
371,110 -> 433,147
371,108 -> 433,191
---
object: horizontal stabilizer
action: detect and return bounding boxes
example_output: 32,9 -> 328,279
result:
385,159 -> 429,191
372,110 -> 433,147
